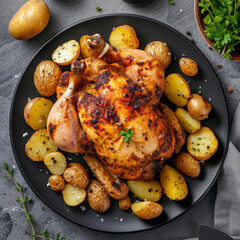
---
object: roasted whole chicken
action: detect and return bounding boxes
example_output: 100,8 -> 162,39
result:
47,34 -> 175,181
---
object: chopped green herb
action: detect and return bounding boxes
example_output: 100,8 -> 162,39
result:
95,6 -> 102,11
198,90 -> 202,95
119,128 -> 134,143
168,0 -> 174,5
198,137 -> 202,140
192,147 -> 197,151
192,142 -> 195,144
197,148 -> 200,152
196,143 -> 200,145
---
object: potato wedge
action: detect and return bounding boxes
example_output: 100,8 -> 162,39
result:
109,25 -> 139,49
25,129 -> 58,161
164,73 -> 191,107
24,97 -> 53,130
52,40 -> 80,66
179,57 -> 199,77
87,179 -> 111,213
118,196 -> 131,210
175,108 -> 201,133
48,175 -> 65,191
131,201 -> 163,220
62,183 -> 86,207
175,152 -> 201,178
160,165 -> 188,201
187,126 -> 218,162
145,41 -> 171,69
159,103 -> 186,153
44,152 -> 67,175
127,179 -> 162,202
63,163 -> 89,189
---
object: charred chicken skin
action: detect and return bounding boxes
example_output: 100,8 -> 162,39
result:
47,34 -> 175,180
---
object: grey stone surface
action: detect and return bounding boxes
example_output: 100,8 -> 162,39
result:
0,0 -> 239,239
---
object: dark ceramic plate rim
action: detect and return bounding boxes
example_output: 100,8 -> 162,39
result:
9,13 -> 229,233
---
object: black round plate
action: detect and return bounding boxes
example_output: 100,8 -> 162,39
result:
10,14 -> 229,233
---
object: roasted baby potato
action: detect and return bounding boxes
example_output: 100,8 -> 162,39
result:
87,179 -> 111,213
118,196 -> 131,210
48,175 -> 65,191
8,0 -> 50,40
175,152 -> 201,178
63,163 -> 89,189
80,35 -> 93,59
159,103 -> 186,153
127,179 -> 162,202
187,127 -> 218,162
34,60 -> 62,97
131,201 -> 163,220
179,57 -> 199,77
44,152 -> 67,175
25,129 -> 58,161
160,165 -> 188,201
109,25 -> 139,49
175,108 -> 201,133
62,183 -> 86,207
145,41 -> 171,69
24,97 -> 53,130
187,94 -> 212,120
52,40 -> 80,66
164,73 -> 191,107
56,71 -> 71,99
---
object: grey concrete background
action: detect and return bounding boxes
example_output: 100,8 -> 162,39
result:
0,0 -> 239,239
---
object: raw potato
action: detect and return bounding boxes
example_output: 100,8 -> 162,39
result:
131,201 -> 163,220
159,103 -> 186,153
109,25 -> 139,49
63,163 -> 89,189
24,97 -> 53,130
56,71 -> 71,99
34,60 -> 62,97
44,152 -> 67,175
160,165 -> 188,201
187,94 -> 212,120
87,179 -> 111,213
8,0 -> 50,40
164,73 -> 191,107
127,179 -> 162,202
145,41 -> 171,69
48,175 -> 65,191
175,152 -> 201,178
52,40 -> 80,66
175,108 -> 201,133
62,183 -> 86,207
118,196 -> 131,210
25,129 -> 58,161
187,126 -> 218,162
179,57 -> 199,77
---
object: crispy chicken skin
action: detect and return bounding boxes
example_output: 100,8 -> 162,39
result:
47,34 -> 175,180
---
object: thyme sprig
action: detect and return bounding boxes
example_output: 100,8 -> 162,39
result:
2,162 -> 66,240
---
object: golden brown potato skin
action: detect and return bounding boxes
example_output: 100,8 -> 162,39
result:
87,179 -> 111,213
9,0 -> 50,40
159,103 -> 186,153
63,163 -> 89,189
179,58 -> 199,77
145,41 -> 171,69
34,60 -> 62,97
175,152 -> 201,178
48,175 -> 65,191
24,97 -> 41,126
118,196 -> 131,210
187,94 -> 212,120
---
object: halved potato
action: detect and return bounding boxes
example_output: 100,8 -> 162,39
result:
159,103 -> 186,153
160,165 -> 188,201
25,129 -> 58,161
175,108 -> 201,133
127,179 -> 162,202
62,183 -> 86,207
80,35 -> 93,59
187,126 -> 218,162
24,97 -> 53,130
44,152 -> 67,175
164,73 -> 191,107
179,57 -> 199,77
52,40 -> 80,66
131,201 -> 163,220
48,175 -> 65,191
109,25 -> 139,49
